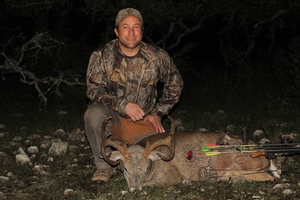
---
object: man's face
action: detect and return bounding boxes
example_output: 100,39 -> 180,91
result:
114,16 -> 143,54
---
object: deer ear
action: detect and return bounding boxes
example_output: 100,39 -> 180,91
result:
148,151 -> 164,161
109,151 -> 124,161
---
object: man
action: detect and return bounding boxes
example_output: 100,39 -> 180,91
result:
84,8 -> 183,183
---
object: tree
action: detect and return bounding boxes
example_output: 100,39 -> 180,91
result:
0,32 -> 85,111
1,0 -> 300,111
215,0 -> 300,71
0,0 -> 209,111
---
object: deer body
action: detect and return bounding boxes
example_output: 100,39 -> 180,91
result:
101,117 -> 278,191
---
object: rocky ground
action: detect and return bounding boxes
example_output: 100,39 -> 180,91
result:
0,125 -> 98,199
1,122 -> 300,199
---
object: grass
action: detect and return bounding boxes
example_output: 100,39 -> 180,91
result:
1,71 -> 300,199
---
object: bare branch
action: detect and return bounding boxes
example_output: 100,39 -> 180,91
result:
0,32 -> 86,111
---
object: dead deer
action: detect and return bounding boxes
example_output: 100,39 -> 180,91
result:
101,116 -> 279,191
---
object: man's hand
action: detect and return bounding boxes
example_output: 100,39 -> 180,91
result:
143,114 -> 165,133
125,102 -> 145,121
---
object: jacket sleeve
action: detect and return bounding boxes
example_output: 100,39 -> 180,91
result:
151,50 -> 184,117
86,51 -> 128,116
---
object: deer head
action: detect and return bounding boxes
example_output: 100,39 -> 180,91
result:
100,116 -> 176,191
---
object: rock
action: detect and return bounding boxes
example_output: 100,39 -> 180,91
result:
40,143 -> 49,149
27,146 -> 39,154
64,188 -> 74,195
16,154 -> 32,165
129,187 -> 136,192
30,154 -> 36,159
7,172 -> 14,178
13,136 -> 22,142
0,151 -> 7,157
69,128 -> 81,141
24,140 -> 31,145
69,145 -> 79,154
47,157 -> 54,162
44,135 -> 53,140
17,147 -> 26,155
80,135 -> 86,143
0,176 -> 9,181
48,141 -> 68,156
174,118 -> 185,131
272,183 -> 290,189
0,132 -> 7,137
53,129 -> 66,137
253,130 -> 264,137
259,138 -> 271,144
40,139 -> 52,149
252,195 -> 261,199
121,190 -> 128,195
282,189 -> 295,195
28,134 -> 41,140
29,182 -> 52,189
33,165 -> 49,175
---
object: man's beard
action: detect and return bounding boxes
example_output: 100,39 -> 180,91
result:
119,38 -> 141,50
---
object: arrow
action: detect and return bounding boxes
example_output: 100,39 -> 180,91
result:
196,144 -> 250,152
204,151 -> 244,157
205,143 -> 300,148
241,148 -> 300,153
196,143 -> 300,152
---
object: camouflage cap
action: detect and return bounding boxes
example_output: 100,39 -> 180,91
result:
115,8 -> 143,27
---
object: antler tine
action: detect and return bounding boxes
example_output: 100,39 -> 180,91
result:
101,116 -> 113,138
101,116 -> 130,166
167,115 -> 176,135
142,116 -> 176,161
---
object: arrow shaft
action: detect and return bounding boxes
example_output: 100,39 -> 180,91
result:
204,151 -> 247,156
242,148 -> 300,153
201,144 -> 300,152
203,148 -> 300,157
205,143 -> 300,148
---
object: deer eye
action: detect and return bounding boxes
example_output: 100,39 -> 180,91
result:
124,167 -> 130,174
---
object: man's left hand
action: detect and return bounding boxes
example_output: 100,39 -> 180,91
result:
143,114 -> 165,133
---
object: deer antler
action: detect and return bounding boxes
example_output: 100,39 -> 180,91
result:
142,116 -> 176,161
101,116 -> 130,166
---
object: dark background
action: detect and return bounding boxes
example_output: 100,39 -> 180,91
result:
0,0 -> 300,123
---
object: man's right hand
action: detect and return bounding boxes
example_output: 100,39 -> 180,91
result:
125,102 -> 145,121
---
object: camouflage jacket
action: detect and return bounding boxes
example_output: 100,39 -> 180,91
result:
86,39 -> 183,118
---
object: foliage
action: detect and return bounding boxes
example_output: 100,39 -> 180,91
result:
0,0 -> 300,111
275,45 -> 300,98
